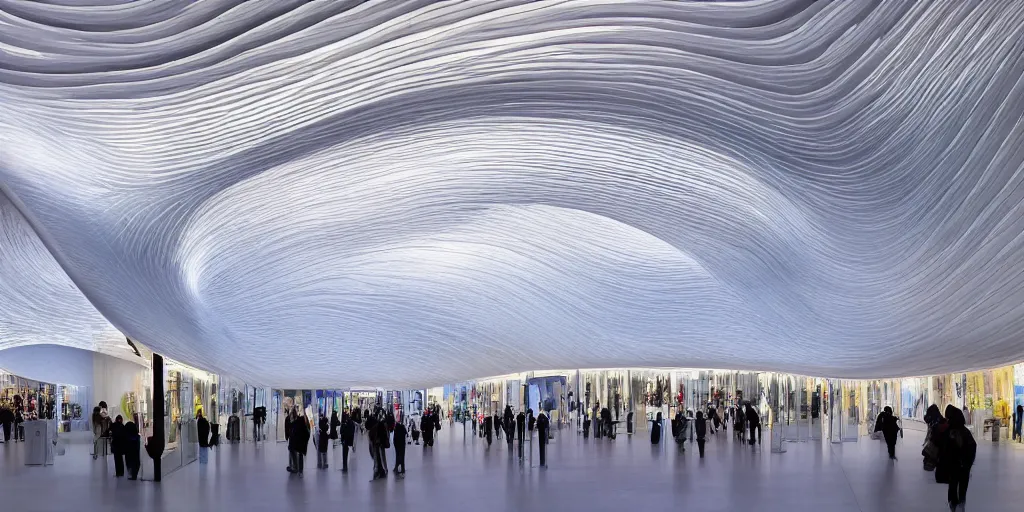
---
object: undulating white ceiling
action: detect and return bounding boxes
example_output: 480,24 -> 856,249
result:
2,0 -> 1024,388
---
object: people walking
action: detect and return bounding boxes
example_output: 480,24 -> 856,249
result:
392,415 -> 407,475
746,404 -> 761,446
288,413 -> 310,475
124,420 -> 141,480
369,411 -> 389,480
330,410 -> 340,445
536,411 -> 550,467
421,411 -> 435,448
1013,404 -> 1023,443
197,410 -> 211,464
516,411 -> 526,460
91,406 -> 108,460
484,414 -> 493,447
109,415 -> 126,476
340,412 -> 355,472
317,413 -> 330,469
0,404 -> 13,444
503,406 -> 515,450
284,407 -> 297,472
874,406 -> 902,460
923,404 -> 944,471
695,411 -> 707,458
939,406 -> 976,511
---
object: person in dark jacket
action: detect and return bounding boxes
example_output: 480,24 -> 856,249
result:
527,409 -> 536,432
483,414 -> 493,447
392,416 -> 407,475
317,413 -> 330,469
494,413 -> 502,441
874,406 -> 902,459
124,421 -> 141,480
340,412 -> 355,472
1013,404 -> 1023,443
503,406 -> 515,449
288,414 -> 310,475
695,411 -> 707,457
516,411 -> 526,460
940,406 -> 976,512
601,407 -> 614,439
109,415 -> 126,476
421,411 -> 435,447
746,405 -> 761,446
330,410 -> 340,444
369,414 -> 389,480
196,410 -> 211,464
351,406 -> 362,433
536,411 -> 550,467
651,412 -> 663,444
0,405 -> 13,443
925,404 -> 943,427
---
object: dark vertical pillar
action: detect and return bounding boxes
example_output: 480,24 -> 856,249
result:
151,353 -> 165,482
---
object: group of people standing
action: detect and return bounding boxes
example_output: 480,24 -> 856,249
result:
660,402 -> 761,457
285,404 -> 444,480
90,401 -> 142,479
0,396 -> 25,444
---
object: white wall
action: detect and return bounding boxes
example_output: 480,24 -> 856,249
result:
92,350 -> 148,420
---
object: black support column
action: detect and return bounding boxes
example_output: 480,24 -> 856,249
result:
151,353 -> 165,482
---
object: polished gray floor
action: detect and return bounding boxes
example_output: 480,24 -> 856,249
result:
2,425 -> 1023,511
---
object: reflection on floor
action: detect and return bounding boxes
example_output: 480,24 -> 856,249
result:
2,425 -> 1023,511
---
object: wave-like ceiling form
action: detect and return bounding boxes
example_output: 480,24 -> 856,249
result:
2,0 -> 1024,388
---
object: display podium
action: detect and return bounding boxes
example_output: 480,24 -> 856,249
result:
24,420 -> 55,466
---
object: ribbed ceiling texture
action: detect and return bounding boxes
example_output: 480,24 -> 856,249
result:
2,0 -> 1024,388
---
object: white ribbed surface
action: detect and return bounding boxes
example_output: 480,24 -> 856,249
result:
2,0 -> 1024,388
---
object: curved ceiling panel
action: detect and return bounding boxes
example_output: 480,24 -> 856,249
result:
2,1 -> 1024,387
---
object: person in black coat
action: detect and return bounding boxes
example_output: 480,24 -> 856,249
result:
940,406 -> 976,511
493,413 -> 502,441
695,411 -> 707,457
288,415 -> 310,475
109,415 -> 126,476
746,405 -> 761,446
369,414 -> 389,480
483,415 -> 493,447
651,412 -> 663,444
874,406 -> 902,459
536,412 -> 550,467
503,406 -> 515,449
392,416 -> 407,475
601,407 -> 614,439
0,405 -> 13,443
420,412 -> 435,447
317,414 -> 330,469
516,411 -> 526,460
123,421 -> 141,480
340,412 -> 355,472
196,410 -> 211,464
330,411 -> 340,444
